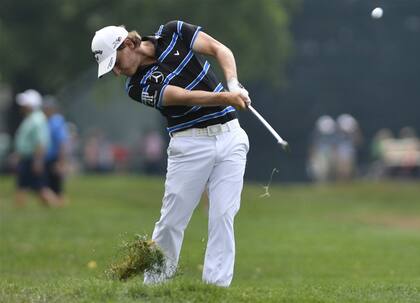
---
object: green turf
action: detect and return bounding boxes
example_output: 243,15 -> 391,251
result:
1,176 -> 419,302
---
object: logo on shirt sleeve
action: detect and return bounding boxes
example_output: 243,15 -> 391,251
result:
141,90 -> 158,107
149,71 -> 165,84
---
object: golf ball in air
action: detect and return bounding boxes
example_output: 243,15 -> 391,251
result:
371,7 -> 383,19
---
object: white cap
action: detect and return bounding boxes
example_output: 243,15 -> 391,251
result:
16,89 -> 42,109
337,113 -> 358,133
316,115 -> 336,135
91,26 -> 128,78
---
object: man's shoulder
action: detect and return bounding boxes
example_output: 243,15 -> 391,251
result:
164,20 -> 178,28
50,114 -> 66,127
162,20 -> 178,32
160,20 -> 189,38
31,110 -> 47,123
25,111 -> 48,132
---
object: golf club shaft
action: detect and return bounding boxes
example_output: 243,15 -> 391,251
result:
248,105 -> 288,146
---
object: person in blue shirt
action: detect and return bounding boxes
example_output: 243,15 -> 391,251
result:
13,89 -> 60,207
42,95 -> 69,205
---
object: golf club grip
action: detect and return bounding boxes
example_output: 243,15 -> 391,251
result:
248,105 -> 287,145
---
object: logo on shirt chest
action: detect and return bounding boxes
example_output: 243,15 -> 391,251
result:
149,71 -> 165,84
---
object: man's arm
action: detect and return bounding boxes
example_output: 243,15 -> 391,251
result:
192,31 -> 237,83
54,122 -> 69,175
162,85 -> 247,109
54,142 -> 68,175
32,145 -> 46,175
192,31 -> 251,104
32,120 -> 49,175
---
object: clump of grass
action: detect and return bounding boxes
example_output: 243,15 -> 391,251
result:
106,235 -> 165,281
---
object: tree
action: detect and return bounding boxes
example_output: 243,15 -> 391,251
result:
0,0 -> 299,93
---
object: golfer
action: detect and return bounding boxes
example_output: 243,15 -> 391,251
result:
91,20 -> 250,287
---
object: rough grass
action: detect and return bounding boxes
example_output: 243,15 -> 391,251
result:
0,176 -> 419,302
105,235 -> 165,281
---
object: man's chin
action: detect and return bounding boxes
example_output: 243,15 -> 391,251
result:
124,71 -> 136,77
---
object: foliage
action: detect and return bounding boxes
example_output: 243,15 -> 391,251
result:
0,0 -> 299,92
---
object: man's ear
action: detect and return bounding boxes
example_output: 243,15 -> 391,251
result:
126,38 -> 136,49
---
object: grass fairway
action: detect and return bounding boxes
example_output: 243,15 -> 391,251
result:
1,176 -> 419,302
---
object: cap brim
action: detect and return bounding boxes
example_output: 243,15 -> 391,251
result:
97,53 -> 117,78
16,93 -> 28,106
16,93 -> 24,106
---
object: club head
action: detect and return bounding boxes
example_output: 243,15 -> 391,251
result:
279,141 -> 290,152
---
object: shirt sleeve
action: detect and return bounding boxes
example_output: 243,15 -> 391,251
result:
164,20 -> 202,50
127,79 -> 168,109
56,118 -> 69,146
34,119 -> 49,149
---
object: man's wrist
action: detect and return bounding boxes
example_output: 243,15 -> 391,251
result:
227,78 -> 240,92
227,78 -> 251,107
219,92 -> 230,105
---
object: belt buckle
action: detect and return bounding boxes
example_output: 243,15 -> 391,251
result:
207,124 -> 223,136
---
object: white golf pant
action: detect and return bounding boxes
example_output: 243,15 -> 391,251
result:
144,119 -> 249,287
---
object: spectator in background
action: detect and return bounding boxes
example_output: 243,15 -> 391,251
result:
307,115 -> 337,182
335,114 -> 362,181
369,127 -> 420,179
65,122 -> 81,175
82,129 -> 100,172
370,128 -> 394,178
0,131 -> 11,173
397,127 -> 420,177
42,96 -> 69,205
83,129 -> 114,173
12,89 -> 59,207
96,133 -> 114,172
141,130 -> 164,175
112,143 -> 130,173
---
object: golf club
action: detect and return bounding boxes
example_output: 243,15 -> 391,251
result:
248,105 -> 289,150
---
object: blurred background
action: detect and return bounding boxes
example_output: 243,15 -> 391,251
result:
0,0 -> 419,183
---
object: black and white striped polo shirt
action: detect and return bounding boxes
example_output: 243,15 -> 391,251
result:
125,20 -> 237,134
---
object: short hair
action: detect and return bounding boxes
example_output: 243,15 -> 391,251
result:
42,95 -> 58,109
117,25 -> 141,47
127,30 -> 142,47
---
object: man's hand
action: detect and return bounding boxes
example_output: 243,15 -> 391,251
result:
54,160 -> 66,176
227,78 -> 251,107
222,92 -> 248,110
